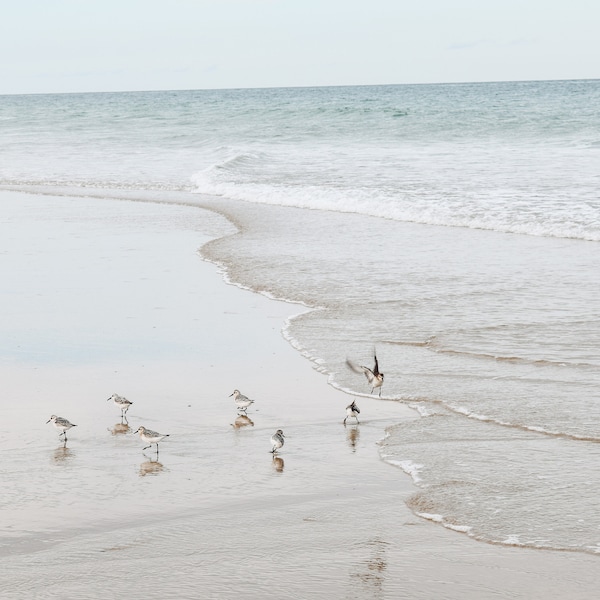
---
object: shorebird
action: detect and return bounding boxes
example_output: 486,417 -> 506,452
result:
134,426 -> 169,453
270,429 -> 285,454
107,393 -> 133,418
343,400 -> 360,424
46,415 -> 77,442
229,389 -> 255,412
346,351 -> 384,396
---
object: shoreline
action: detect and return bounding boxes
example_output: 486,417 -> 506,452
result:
1,189 -> 599,599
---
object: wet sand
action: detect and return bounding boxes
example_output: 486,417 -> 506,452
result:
0,190 -> 598,599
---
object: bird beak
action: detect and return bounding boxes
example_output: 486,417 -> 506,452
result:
229,393 -> 234,397
45,419 -> 51,424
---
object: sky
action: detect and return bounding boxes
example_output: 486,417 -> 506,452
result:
1,0 -> 598,94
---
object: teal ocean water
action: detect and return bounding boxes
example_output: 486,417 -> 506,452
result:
1,80 -> 599,554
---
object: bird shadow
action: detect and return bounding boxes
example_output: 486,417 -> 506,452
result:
272,455 -> 285,473
52,445 -> 75,464
231,414 -> 254,429
108,421 -> 131,435
345,424 -> 360,452
139,457 -> 166,477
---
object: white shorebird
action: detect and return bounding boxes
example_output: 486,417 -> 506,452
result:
346,351 -> 384,396
343,400 -> 360,424
270,429 -> 285,454
134,426 -> 169,453
107,393 -> 133,418
229,389 -> 255,412
46,415 -> 77,442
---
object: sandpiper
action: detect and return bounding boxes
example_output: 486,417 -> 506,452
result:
270,429 -> 285,454
46,415 -> 77,442
343,400 -> 360,424
107,393 -> 133,417
134,426 -> 169,453
229,389 -> 255,412
346,350 -> 384,396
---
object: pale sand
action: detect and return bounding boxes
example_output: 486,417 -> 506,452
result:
0,190 -> 598,599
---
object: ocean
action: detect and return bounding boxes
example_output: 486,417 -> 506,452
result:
1,80 -> 599,556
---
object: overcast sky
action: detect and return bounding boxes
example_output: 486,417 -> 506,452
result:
1,0 -> 598,94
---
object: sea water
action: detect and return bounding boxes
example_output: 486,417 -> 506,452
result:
1,80 -> 599,554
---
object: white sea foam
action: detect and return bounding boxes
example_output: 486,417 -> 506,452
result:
414,512 -> 473,534
383,459 -> 425,484
191,172 -> 600,242
408,403 -> 435,417
502,535 -> 523,546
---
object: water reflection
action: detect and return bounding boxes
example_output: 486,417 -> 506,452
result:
109,421 -> 131,435
352,538 -> 389,598
52,445 -> 75,464
272,455 -> 284,473
232,415 -> 254,429
345,424 -> 360,451
139,458 -> 165,477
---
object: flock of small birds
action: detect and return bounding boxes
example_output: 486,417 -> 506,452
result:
46,351 -> 385,455
46,394 -> 171,453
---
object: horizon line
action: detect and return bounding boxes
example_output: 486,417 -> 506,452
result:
1,77 -> 599,98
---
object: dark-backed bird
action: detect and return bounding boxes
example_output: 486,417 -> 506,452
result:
343,400 -> 360,424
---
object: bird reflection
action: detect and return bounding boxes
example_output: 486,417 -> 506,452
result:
345,424 -> 360,451
352,538 -> 389,598
232,415 -> 254,429
272,455 -> 284,473
139,458 -> 165,477
52,445 -> 75,464
109,421 -> 131,435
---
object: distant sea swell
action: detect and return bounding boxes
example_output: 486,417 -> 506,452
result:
1,80 -> 599,241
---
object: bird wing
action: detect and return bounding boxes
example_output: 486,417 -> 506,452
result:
346,358 -> 364,374
346,358 -> 374,378
373,353 -> 381,377
347,358 -> 378,386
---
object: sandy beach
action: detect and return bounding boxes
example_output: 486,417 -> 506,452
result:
1,189 -> 599,599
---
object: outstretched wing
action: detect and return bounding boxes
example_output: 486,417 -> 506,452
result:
346,359 -> 375,384
373,352 -> 381,377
